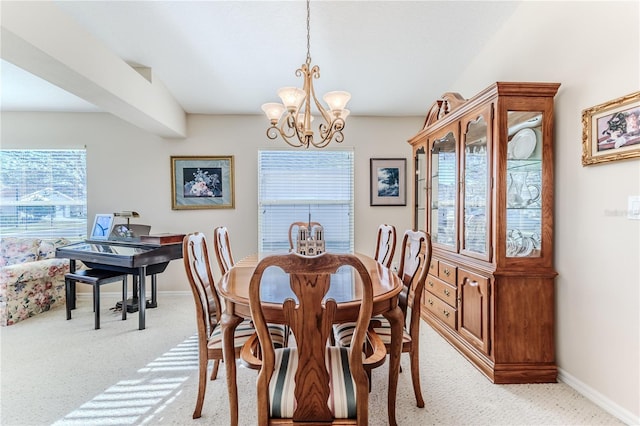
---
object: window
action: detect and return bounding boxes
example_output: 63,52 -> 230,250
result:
258,150 -> 354,254
0,149 -> 87,240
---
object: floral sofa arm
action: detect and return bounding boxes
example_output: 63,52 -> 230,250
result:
0,237 -> 71,326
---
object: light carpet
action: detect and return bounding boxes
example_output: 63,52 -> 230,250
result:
0,293 -> 624,425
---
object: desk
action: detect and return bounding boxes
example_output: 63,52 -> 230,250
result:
217,253 -> 404,426
56,240 -> 183,330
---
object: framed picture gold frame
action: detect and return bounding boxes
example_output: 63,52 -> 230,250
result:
171,156 -> 235,210
582,91 -> 640,166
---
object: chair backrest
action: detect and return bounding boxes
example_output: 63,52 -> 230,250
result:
397,230 -> 432,333
183,232 -> 222,339
213,226 -> 235,275
249,252 -> 373,423
288,221 -> 322,251
373,224 -> 396,268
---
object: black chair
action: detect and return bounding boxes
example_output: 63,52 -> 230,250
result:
65,269 -> 128,329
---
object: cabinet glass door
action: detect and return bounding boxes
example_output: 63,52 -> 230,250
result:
462,112 -> 490,259
505,111 -> 543,258
415,147 -> 426,231
430,130 -> 457,250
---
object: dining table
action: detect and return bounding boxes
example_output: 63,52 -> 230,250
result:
216,252 -> 404,426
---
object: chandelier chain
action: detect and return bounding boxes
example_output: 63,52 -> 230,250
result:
306,0 -> 311,65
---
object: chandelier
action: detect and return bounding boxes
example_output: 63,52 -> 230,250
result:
261,0 -> 351,149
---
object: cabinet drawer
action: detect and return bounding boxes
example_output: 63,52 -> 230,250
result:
428,258 -> 438,276
426,274 -> 457,308
438,260 -> 457,285
424,292 -> 457,329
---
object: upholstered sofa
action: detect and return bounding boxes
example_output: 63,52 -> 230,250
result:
0,237 -> 71,326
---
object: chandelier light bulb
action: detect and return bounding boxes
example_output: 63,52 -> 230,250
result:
338,109 -> 350,120
277,87 -> 306,111
261,103 -> 286,123
323,91 -> 351,112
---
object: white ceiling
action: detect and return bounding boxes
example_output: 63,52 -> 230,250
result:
1,1 -> 523,117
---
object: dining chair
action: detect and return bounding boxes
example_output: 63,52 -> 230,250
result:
182,232 -> 287,419
213,226 -> 235,275
240,252 -> 386,425
288,221 -> 322,252
334,229 -> 432,408
374,223 -> 397,268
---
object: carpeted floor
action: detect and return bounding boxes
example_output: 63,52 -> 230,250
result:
0,293 -> 624,425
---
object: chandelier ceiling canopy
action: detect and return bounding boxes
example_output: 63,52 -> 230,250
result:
261,0 -> 351,149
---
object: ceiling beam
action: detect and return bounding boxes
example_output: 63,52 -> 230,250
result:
1,1 -> 186,138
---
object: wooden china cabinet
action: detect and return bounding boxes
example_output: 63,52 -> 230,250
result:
408,82 -> 560,383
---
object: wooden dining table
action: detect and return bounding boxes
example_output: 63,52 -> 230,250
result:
216,252 -> 404,426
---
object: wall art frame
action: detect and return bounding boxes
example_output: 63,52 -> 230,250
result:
582,91 -> 640,166
171,155 -> 235,210
370,158 -> 406,206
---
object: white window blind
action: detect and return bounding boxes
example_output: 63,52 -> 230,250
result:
258,150 -> 354,254
0,149 -> 87,240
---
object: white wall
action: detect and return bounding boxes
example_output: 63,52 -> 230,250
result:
450,1 -> 640,422
2,0 -> 638,423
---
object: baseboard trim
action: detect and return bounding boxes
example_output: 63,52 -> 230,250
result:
558,367 -> 639,425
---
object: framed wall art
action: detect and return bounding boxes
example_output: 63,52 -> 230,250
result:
171,156 -> 235,210
370,158 -> 406,206
582,91 -> 640,166
90,213 -> 114,240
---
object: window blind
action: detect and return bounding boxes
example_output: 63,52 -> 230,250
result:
0,149 -> 87,240
258,150 -> 354,254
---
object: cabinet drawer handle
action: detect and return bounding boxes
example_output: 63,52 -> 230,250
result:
443,288 -> 450,297
468,279 -> 479,287
443,310 -> 450,318
443,268 -> 451,276
428,298 -> 434,306
428,280 -> 434,287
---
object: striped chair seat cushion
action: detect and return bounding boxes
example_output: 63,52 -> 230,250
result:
269,346 -> 357,419
209,319 -> 287,349
333,315 -> 411,347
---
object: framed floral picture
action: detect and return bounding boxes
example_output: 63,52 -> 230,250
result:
171,156 -> 234,209
582,91 -> 640,166
370,158 -> 406,206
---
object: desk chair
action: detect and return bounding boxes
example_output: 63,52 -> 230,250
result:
240,252 -> 386,425
65,269 -> 128,329
374,223 -> 397,268
183,232 -> 287,419
334,230 -> 432,408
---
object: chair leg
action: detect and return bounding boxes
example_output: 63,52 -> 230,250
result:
210,359 -> 220,380
94,283 -> 100,330
193,350 -> 208,419
121,276 -> 128,321
409,347 -> 424,408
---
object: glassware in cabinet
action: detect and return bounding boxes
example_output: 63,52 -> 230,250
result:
505,111 -> 543,258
